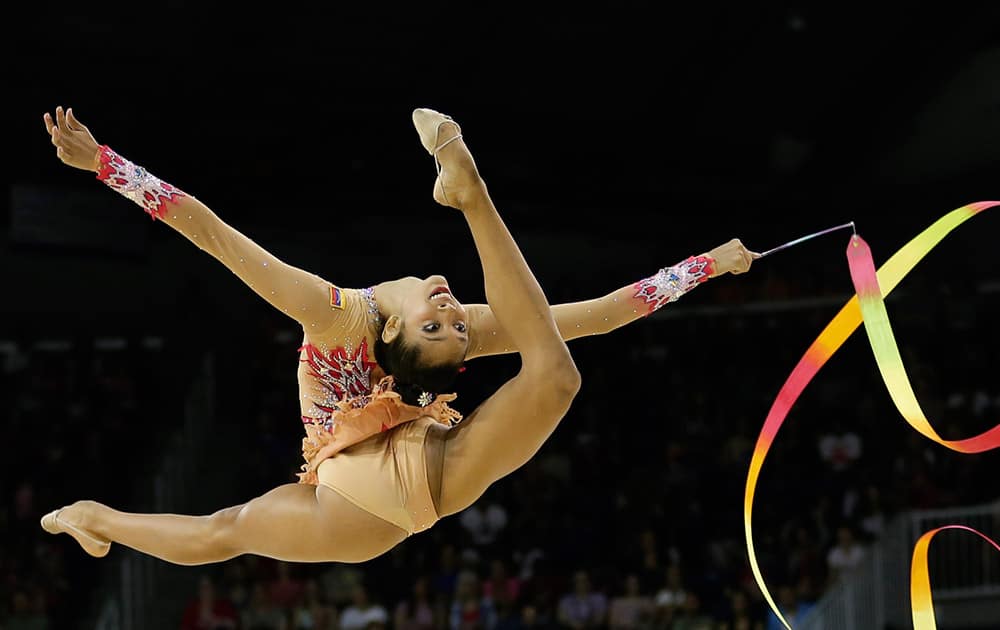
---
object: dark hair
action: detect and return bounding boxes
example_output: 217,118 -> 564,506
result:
373,328 -> 463,406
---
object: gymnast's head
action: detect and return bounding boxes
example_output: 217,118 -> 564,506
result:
374,274 -> 468,404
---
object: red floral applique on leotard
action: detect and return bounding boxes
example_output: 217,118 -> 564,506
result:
298,339 -> 377,430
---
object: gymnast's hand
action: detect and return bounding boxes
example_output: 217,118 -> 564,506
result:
706,238 -> 760,276
43,106 -> 101,173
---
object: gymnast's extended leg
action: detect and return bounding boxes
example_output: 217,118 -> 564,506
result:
42,482 -> 406,564
410,109 -> 582,515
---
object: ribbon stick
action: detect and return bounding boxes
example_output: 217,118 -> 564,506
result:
744,201 -> 1000,629
757,221 -> 856,258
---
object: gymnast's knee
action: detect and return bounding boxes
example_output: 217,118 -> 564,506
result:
203,508 -> 243,555
536,354 -> 582,401
559,360 -> 582,396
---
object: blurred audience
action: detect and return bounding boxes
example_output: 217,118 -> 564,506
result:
181,576 -> 239,630
341,585 -> 389,630
556,571 -> 606,630
607,574 -> 652,630
394,577 -> 437,630
824,526 -> 865,585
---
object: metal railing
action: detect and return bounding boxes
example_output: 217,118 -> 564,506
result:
799,499 -> 1000,630
908,504 -> 1000,600
92,352 -> 216,630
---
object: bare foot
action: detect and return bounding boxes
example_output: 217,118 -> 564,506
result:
40,500 -> 111,558
411,109 -> 485,210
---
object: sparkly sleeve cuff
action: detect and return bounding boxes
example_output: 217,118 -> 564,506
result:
633,255 -> 714,314
96,145 -> 185,220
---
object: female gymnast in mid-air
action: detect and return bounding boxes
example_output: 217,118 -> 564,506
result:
39,105 -> 756,564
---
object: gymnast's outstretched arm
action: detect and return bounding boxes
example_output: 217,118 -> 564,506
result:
43,106 -> 350,337
464,239 -> 759,359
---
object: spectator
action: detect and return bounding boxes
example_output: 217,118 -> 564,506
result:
786,526 -> 823,589
241,582 -> 287,630
808,497 -> 834,551
340,585 -> 388,630
395,576 -> 437,630
670,593 -> 712,630
794,575 -> 820,609
556,571 -> 606,630
825,526 -> 865,583
320,563 -> 364,609
630,529 -> 673,594
222,558 -> 251,611
290,579 -> 337,630
857,485 -> 886,541
764,586 -> 814,630
483,559 -> 521,607
653,565 -> 687,621
717,589 -> 762,630
607,574 -> 652,630
180,576 -> 239,630
269,562 -> 304,609
450,572 -> 496,630
432,545 -> 462,603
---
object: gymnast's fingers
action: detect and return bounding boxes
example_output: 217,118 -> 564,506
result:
56,106 -> 67,132
732,242 -> 751,273
44,112 -> 55,135
66,107 -> 87,132
51,126 -> 62,147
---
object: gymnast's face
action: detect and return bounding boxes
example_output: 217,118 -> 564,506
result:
386,275 -> 469,365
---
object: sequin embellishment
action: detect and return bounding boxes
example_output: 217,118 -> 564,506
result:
633,255 -> 714,313
299,339 -> 376,430
96,145 -> 185,220
361,287 -> 382,325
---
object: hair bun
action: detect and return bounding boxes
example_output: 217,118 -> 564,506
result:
393,380 -> 427,407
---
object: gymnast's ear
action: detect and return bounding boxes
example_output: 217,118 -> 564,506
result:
381,315 -> 402,343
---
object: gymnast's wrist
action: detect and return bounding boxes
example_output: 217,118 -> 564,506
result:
95,145 -> 185,220
632,254 -> 715,314
700,253 -> 719,277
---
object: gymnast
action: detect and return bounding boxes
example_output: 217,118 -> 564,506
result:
39,105 -> 756,564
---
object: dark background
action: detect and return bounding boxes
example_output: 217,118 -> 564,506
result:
10,5 -> 1000,252
4,4 -> 1000,629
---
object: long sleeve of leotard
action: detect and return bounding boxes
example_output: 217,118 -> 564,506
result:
465,254 -> 715,359
96,144 -> 352,337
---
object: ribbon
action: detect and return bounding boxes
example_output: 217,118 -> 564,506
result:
911,526 -> 1000,629
744,202 -> 1000,629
